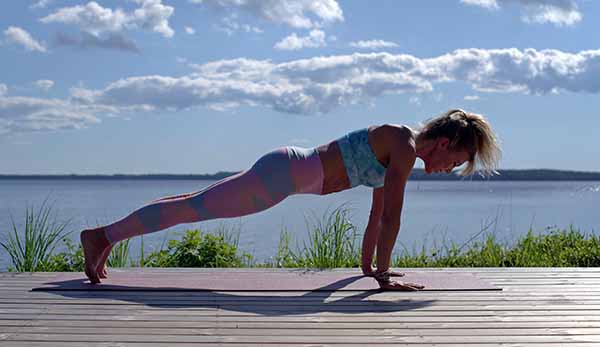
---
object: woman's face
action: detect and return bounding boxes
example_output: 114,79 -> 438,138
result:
424,137 -> 471,174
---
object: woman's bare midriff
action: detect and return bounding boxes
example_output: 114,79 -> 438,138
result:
316,125 -> 392,195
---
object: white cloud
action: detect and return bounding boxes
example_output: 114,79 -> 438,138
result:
53,31 -> 140,52
131,0 -> 175,37
66,48 -> 600,117
274,29 -> 326,50
185,26 -> 195,35
521,2 -> 581,26
409,96 -> 421,106
0,91 -> 155,134
40,2 -> 128,35
34,80 -> 55,91
216,14 -> 263,35
460,0 -> 499,9
192,0 -> 343,29
0,84 -> 7,96
40,0 -> 174,38
0,95 -> 101,134
3,26 -> 47,52
460,0 -> 582,26
30,0 -> 53,10
4,47 -> 600,134
349,40 -> 398,50
464,95 -> 480,100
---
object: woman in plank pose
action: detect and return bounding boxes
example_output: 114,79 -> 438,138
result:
81,109 -> 501,290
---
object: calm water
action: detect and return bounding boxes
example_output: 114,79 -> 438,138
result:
1,179 -> 599,271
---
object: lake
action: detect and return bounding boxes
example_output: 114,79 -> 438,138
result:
1,179 -> 599,271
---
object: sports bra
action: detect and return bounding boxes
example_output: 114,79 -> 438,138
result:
335,127 -> 387,188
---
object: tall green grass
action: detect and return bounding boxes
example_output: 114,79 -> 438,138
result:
3,197 -> 600,272
0,197 -> 74,272
265,204 -> 361,268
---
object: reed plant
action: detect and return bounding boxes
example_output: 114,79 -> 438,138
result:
108,238 -> 132,267
266,204 -> 361,268
300,204 -> 361,268
0,197 -> 74,272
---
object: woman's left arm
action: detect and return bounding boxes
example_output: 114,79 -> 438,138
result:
361,186 -> 384,275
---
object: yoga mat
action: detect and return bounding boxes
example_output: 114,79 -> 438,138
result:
34,270 -> 501,291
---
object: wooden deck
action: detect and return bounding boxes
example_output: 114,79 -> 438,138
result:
2,267 -> 600,346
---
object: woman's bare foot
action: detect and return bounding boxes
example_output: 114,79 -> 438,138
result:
80,228 -> 111,284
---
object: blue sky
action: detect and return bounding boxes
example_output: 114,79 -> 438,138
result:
1,0 -> 599,175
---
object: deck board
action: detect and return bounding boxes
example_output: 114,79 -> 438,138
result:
1,268 -> 600,346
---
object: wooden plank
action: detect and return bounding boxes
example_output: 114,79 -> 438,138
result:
3,303 -> 600,312
4,319 -> 600,329
2,268 -> 600,280
5,326 -> 600,336
0,307 -> 600,318
0,312 -> 600,322
3,298 -> 600,306
8,272 -> 600,281
7,291 -> 600,304
5,333 -> 600,343
5,297 -> 561,305
5,343 -> 600,347
3,269 -> 600,346
4,313 -> 600,323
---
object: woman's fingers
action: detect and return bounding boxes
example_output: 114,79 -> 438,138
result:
404,282 -> 425,290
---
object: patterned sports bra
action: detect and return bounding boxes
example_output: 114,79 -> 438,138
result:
335,127 -> 387,188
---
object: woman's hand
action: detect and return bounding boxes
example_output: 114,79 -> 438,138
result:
378,280 -> 425,291
372,269 -> 424,291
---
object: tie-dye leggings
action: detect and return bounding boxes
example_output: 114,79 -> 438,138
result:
103,146 -> 325,245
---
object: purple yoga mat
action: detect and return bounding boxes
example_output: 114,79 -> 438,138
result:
34,270 -> 500,291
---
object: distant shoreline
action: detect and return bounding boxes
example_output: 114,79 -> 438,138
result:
2,169 -> 600,181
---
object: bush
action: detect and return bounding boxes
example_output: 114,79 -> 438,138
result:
144,229 -> 253,267
44,237 -> 85,272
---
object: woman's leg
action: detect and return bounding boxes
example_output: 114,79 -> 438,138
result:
100,146 -> 325,244
82,146 -> 324,282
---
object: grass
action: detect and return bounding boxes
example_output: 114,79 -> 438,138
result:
261,203 -> 361,269
2,198 -> 600,272
0,196 -> 74,272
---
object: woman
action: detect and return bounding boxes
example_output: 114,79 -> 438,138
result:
81,109 -> 501,290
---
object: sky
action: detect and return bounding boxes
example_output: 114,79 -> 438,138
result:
1,0 -> 599,175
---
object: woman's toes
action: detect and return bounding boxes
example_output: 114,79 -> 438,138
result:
96,246 -> 112,279
84,265 -> 101,284
80,228 -> 109,284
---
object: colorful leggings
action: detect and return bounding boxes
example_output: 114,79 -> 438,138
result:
103,146 -> 324,245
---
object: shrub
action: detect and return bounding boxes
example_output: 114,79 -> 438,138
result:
144,229 -> 253,267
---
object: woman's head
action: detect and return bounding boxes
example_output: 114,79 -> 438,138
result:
415,109 -> 501,177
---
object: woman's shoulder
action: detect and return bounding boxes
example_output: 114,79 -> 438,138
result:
368,124 -> 416,165
372,124 -> 415,146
